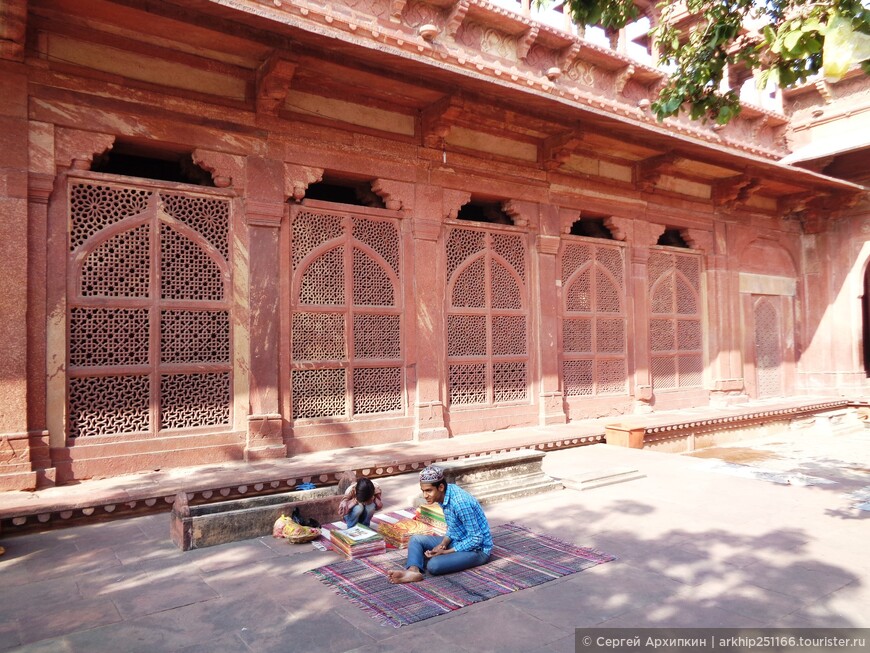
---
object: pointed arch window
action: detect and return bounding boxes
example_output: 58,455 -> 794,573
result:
67,178 -> 233,439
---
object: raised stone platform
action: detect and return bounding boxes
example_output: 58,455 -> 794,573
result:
604,399 -> 851,453
434,449 -> 563,505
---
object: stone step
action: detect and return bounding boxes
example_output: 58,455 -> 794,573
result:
558,466 -> 644,491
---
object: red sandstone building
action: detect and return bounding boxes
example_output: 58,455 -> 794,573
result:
0,0 -> 867,491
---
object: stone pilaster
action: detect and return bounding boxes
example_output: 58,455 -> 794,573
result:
0,56 -> 34,489
412,184 -> 450,440
629,222 -> 664,413
244,156 -> 287,460
536,208 -> 567,424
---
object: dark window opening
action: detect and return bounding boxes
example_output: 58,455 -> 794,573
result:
456,201 -> 513,225
569,217 -> 614,240
304,180 -> 386,208
91,150 -> 213,186
657,228 -> 690,248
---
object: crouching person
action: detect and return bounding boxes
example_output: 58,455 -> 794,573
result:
388,465 -> 492,584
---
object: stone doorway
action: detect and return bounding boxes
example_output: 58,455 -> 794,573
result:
753,296 -> 784,398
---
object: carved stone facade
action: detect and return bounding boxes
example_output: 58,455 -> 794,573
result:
0,0 -> 867,489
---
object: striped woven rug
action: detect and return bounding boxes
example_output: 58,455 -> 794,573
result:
308,523 -> 616,627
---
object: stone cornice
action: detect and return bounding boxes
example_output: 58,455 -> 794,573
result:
213,0 -> 790,160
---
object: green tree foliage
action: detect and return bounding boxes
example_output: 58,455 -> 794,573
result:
553,0 -> 870,124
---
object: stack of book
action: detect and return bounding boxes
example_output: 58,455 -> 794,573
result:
415,503 -> 447,534
376,518 -> 436,549
321,524 -> 386,560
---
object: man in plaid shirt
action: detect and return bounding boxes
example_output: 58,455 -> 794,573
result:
388,465 -> 492,583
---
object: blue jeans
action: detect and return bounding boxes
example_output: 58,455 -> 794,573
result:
405,534 -> 490,576
343,502 -> 376,528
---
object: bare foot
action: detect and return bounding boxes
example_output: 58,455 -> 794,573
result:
387,568 -> 424,584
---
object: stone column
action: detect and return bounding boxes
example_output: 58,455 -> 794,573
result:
0,52 -> 34,489
536,205 -> 567,424
630,223 -> 665,413
411,184 -> 456,440
243,156 -> 287,460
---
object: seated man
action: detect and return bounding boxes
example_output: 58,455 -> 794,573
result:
388,465 -> 492,584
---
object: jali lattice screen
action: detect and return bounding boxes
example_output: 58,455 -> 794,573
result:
290,207 -> 403,419
67,180 -> 232,438
560,241 -> 628,397
754,297 -> 783,398
447,227 -> 528,406
648,249 -> 703,391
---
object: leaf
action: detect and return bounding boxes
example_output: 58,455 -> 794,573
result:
783,30 -> 803,54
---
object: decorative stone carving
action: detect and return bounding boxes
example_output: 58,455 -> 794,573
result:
682,228 -> 714,252
284,164 -> 324,202
389,0 -> 409,23
55,128 -> 115,171
635,152 -> 681,193
502,199 -> 535,228
516,26 -> 538,61
613,64 -> 635,96
603,216 -> 631,241
422,95 -> 464,148
372,178 -> 414,211
712,175 -> 761,210
536,234 -> 560,256
256,54 -> 297,115
28,173 -> 54,205
444,0 -> 469,37
443,188 -> 471,219
542,131 -> 582,171
192,149 -> 245,190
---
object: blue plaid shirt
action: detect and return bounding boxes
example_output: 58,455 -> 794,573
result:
440,484 -> 493,556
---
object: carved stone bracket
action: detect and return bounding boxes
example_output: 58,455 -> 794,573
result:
814,78 -> 834,104
541,131 -> 582,171
613,64 -> 635,96
537,234 -> 560,256
422,95 -> 464,148
556,42 -> 582,74
443,188 -> 471,220
28,173 -> 55,205
750,115 -> 769,141
712,175 -> 761,210
284,164 -> 324,202
796,191 -> 865,234
444,0 -> 470,37
682,228 -> 714,253
639,223 -> 667,248
256,53 -> 297,115
245,200 -> 285,228
371,178 -> 414,211
389,0 -> 409,23
517,26 -> 539,61
55,128 -> 115,171
192,149 -> 245,190
0,0 -> 26,62
635,152 -> 681,193
603,216 -> 631,241
502,199 -> 535,228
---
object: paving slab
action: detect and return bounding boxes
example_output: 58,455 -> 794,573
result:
1,427 -> 869,652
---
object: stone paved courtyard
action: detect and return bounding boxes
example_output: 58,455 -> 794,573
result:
1,426 -> 869,652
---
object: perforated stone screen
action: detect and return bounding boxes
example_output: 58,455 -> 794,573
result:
447,227 -> 528,407
67,180 -> 233,438
560,241 -> 627,397
290,207 -> 403,420
648,250 -> 703,391
754,297 -> 783,398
